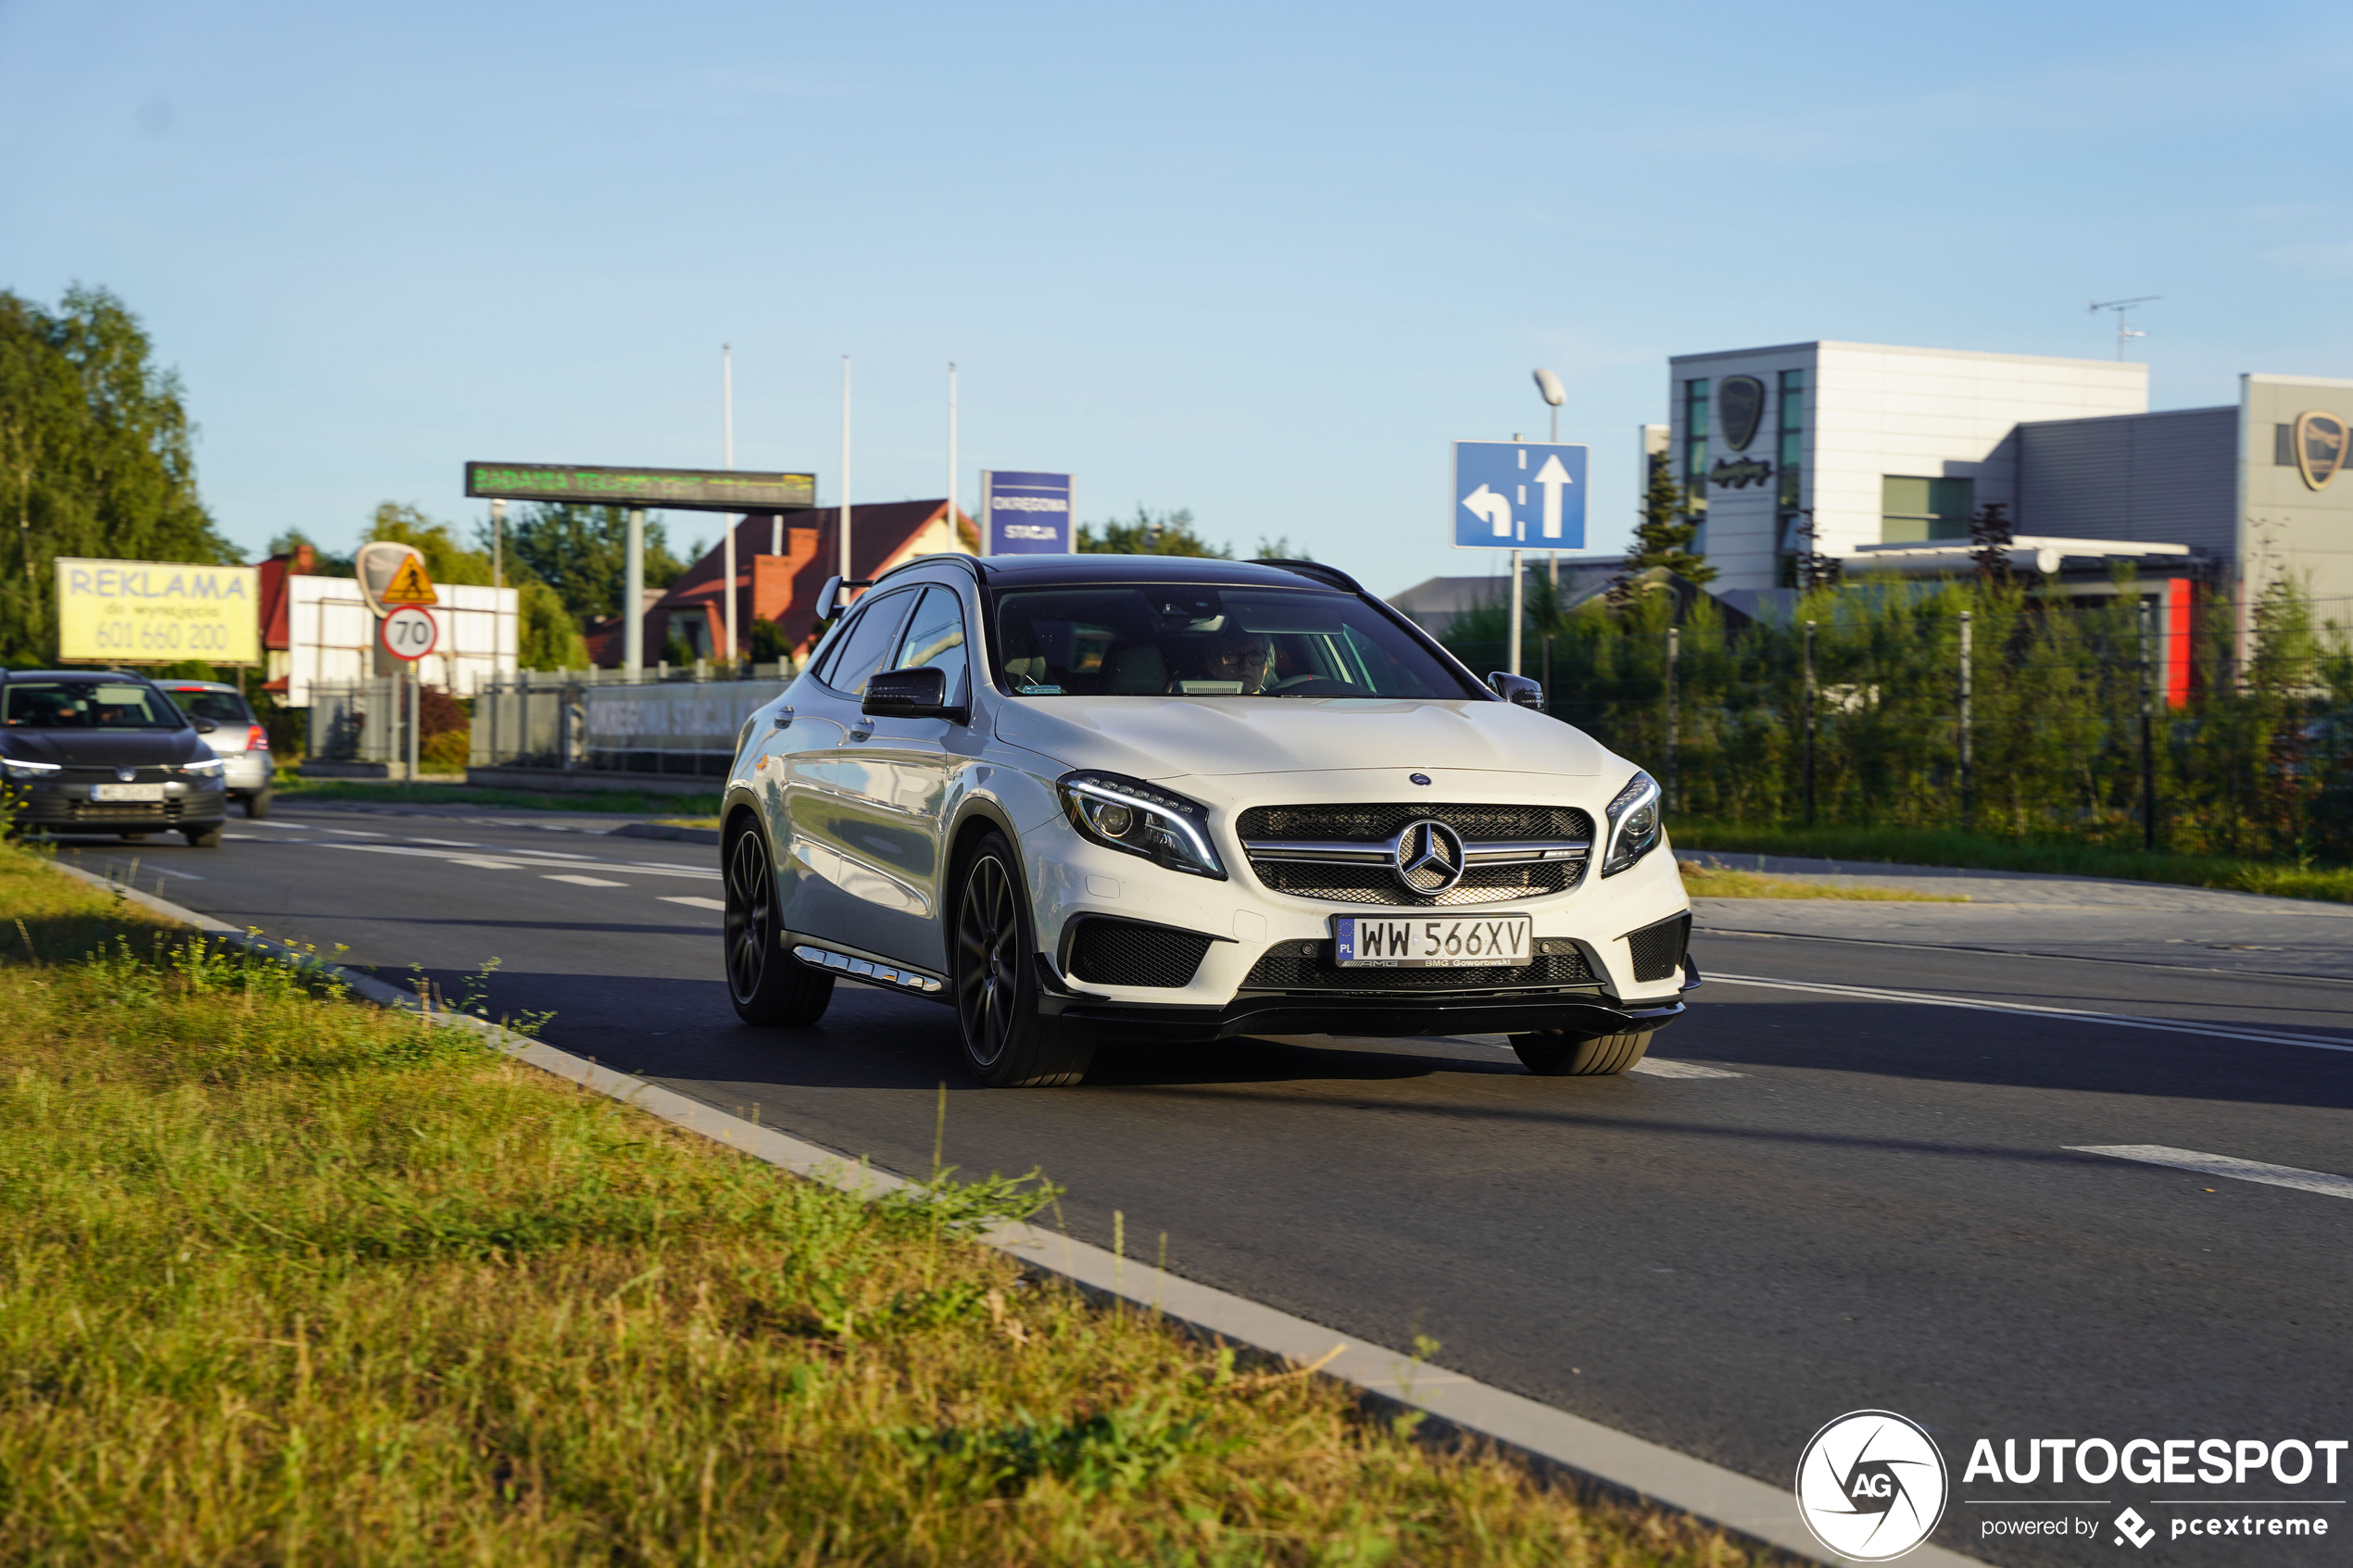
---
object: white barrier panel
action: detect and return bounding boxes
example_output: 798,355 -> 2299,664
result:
287,577 -> 517,705
583,680 -> 780,756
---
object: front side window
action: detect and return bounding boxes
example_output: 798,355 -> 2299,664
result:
2,681 -> 182,730
990,584 -> 1480,699
812,589 -> 917,696
893,586 -> 970,701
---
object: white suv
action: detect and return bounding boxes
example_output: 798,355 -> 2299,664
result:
721,555 -> 1693,1086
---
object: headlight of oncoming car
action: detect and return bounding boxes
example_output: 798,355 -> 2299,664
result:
2,759 -> 62,781
1599,770 -> 1662,877
1056,771 -> 1227,880
179,758 -> 224,776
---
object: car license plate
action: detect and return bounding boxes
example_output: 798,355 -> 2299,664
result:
92,784 -> 165,802
1333,914 -> 1532,967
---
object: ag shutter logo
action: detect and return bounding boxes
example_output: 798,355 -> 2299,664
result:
1795,1410 -> 1950,1561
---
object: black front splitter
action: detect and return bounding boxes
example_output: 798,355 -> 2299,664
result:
1038,985 -> 1684,1045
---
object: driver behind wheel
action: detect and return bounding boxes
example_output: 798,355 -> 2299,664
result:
1202,629 -> 1275,694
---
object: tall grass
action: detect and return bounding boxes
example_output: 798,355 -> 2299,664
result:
0,847 -> 1762,1567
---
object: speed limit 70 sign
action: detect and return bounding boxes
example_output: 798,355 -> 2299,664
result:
379,605 -> 439,661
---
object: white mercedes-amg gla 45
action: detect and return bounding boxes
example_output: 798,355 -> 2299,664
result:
721,554 -> 1693,1085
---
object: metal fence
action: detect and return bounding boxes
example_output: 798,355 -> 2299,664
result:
1442,583 -> 2353,860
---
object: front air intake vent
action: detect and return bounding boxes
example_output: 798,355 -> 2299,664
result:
1624,913 -> 1691,984
1066,918 -> 1215,989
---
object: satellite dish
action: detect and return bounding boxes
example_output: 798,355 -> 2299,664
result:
1532,368 -> 1567,408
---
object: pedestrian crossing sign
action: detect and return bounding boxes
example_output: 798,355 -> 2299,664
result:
380,555 -> 438,607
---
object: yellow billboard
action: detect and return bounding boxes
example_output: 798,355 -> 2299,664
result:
55,557 -> 261,666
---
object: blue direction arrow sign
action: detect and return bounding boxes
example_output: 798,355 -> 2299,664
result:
1451,441 -> 1587,550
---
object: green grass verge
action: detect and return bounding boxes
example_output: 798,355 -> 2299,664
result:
1675,821 -> 2353,905
1676,860 -> 1966,902
274,774 -> 724,817
0,846 -> 1763,1566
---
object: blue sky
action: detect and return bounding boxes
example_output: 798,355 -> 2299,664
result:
4,0 -> 2348,596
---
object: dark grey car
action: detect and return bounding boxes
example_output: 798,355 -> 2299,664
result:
0,671 -> 231,847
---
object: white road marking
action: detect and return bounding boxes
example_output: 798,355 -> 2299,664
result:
87,855 -> 204,881
296,840 -> 719,880
1630,1058 -> 1744,1079
448,858 -> 526,870
543,873 -> 624,887
1708,972 -> 2353,1055
2068,1145 -> 2353,1200
660,896 -> 727,911
315,826 -> 389,837
404,837 -> 481,847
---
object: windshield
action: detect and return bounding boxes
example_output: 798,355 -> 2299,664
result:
2,680 -> 183,730
990,584 -> 1478,699
167,689 -> 253,725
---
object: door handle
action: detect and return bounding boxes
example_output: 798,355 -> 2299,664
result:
849,724 -> 874,742
772,707 -> 794,729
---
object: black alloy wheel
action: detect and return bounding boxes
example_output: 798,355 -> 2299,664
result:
952,832 -> 1091,1087
724,825 -> 833,1026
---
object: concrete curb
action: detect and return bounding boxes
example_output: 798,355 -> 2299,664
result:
41,855 -> 1982,1568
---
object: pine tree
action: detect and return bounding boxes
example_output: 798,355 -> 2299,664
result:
1624,454 -> 1717,585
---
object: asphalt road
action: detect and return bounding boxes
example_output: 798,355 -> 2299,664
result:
57,804 -> 2353,1568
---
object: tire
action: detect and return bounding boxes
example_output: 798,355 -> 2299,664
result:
724,825 -> 834,1026
182,824 -> 224,849
244,789 -> 272,820
952,832 -> 1092,1087
1510,1026 -> 1655,1077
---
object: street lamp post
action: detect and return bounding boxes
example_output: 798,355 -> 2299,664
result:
1533,368 -> 1566,594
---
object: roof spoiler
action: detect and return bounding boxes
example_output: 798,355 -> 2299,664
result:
1248,558 -> 1363,594
813,574 -> 875,621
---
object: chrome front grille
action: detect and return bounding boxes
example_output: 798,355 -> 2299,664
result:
1236,802 -> 1592,907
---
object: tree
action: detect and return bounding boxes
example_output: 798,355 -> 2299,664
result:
365,503 -> 494,584
1076,506 -> 1229,557
1969,502 -> 2015,583
500,503 -> 689,626
0,286 -> 238,665
1622,454 -> 1716,586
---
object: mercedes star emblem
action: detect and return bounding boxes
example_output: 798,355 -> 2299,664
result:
1393,819 -> 1466,894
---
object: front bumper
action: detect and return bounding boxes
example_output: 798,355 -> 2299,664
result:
7,780 -> 228,833
1035,960 -> 1686,1043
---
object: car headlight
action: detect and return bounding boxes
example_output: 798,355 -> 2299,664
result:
2,758 -> 62,781
180,758 -> 224,776
1599,770 -> 1662,877
1057,771 -> 1227,880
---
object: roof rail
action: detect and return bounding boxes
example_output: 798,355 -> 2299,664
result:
1248,558 -> 1363,594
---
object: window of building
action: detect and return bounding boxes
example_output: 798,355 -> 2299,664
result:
1682,380 -> 1710,519
1776,370 -> 1805,509
1881,476 -> 1974,543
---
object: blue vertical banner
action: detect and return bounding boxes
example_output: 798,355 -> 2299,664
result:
981,470 -> 1075,555
1450,441 -> 1588,550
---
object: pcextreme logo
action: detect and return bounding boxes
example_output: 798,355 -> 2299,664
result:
1795,1410 -> 1950,1561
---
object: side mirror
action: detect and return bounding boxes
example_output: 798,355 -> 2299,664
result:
1487,671 -> 1545,710
862,666 -> 965,722
191,717 -> 219,734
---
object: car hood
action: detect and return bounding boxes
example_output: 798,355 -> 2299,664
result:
3,729 -> 212,767
991,696 -> 1607,780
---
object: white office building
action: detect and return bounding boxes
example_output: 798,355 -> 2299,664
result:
1664,341 -> 2353,608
